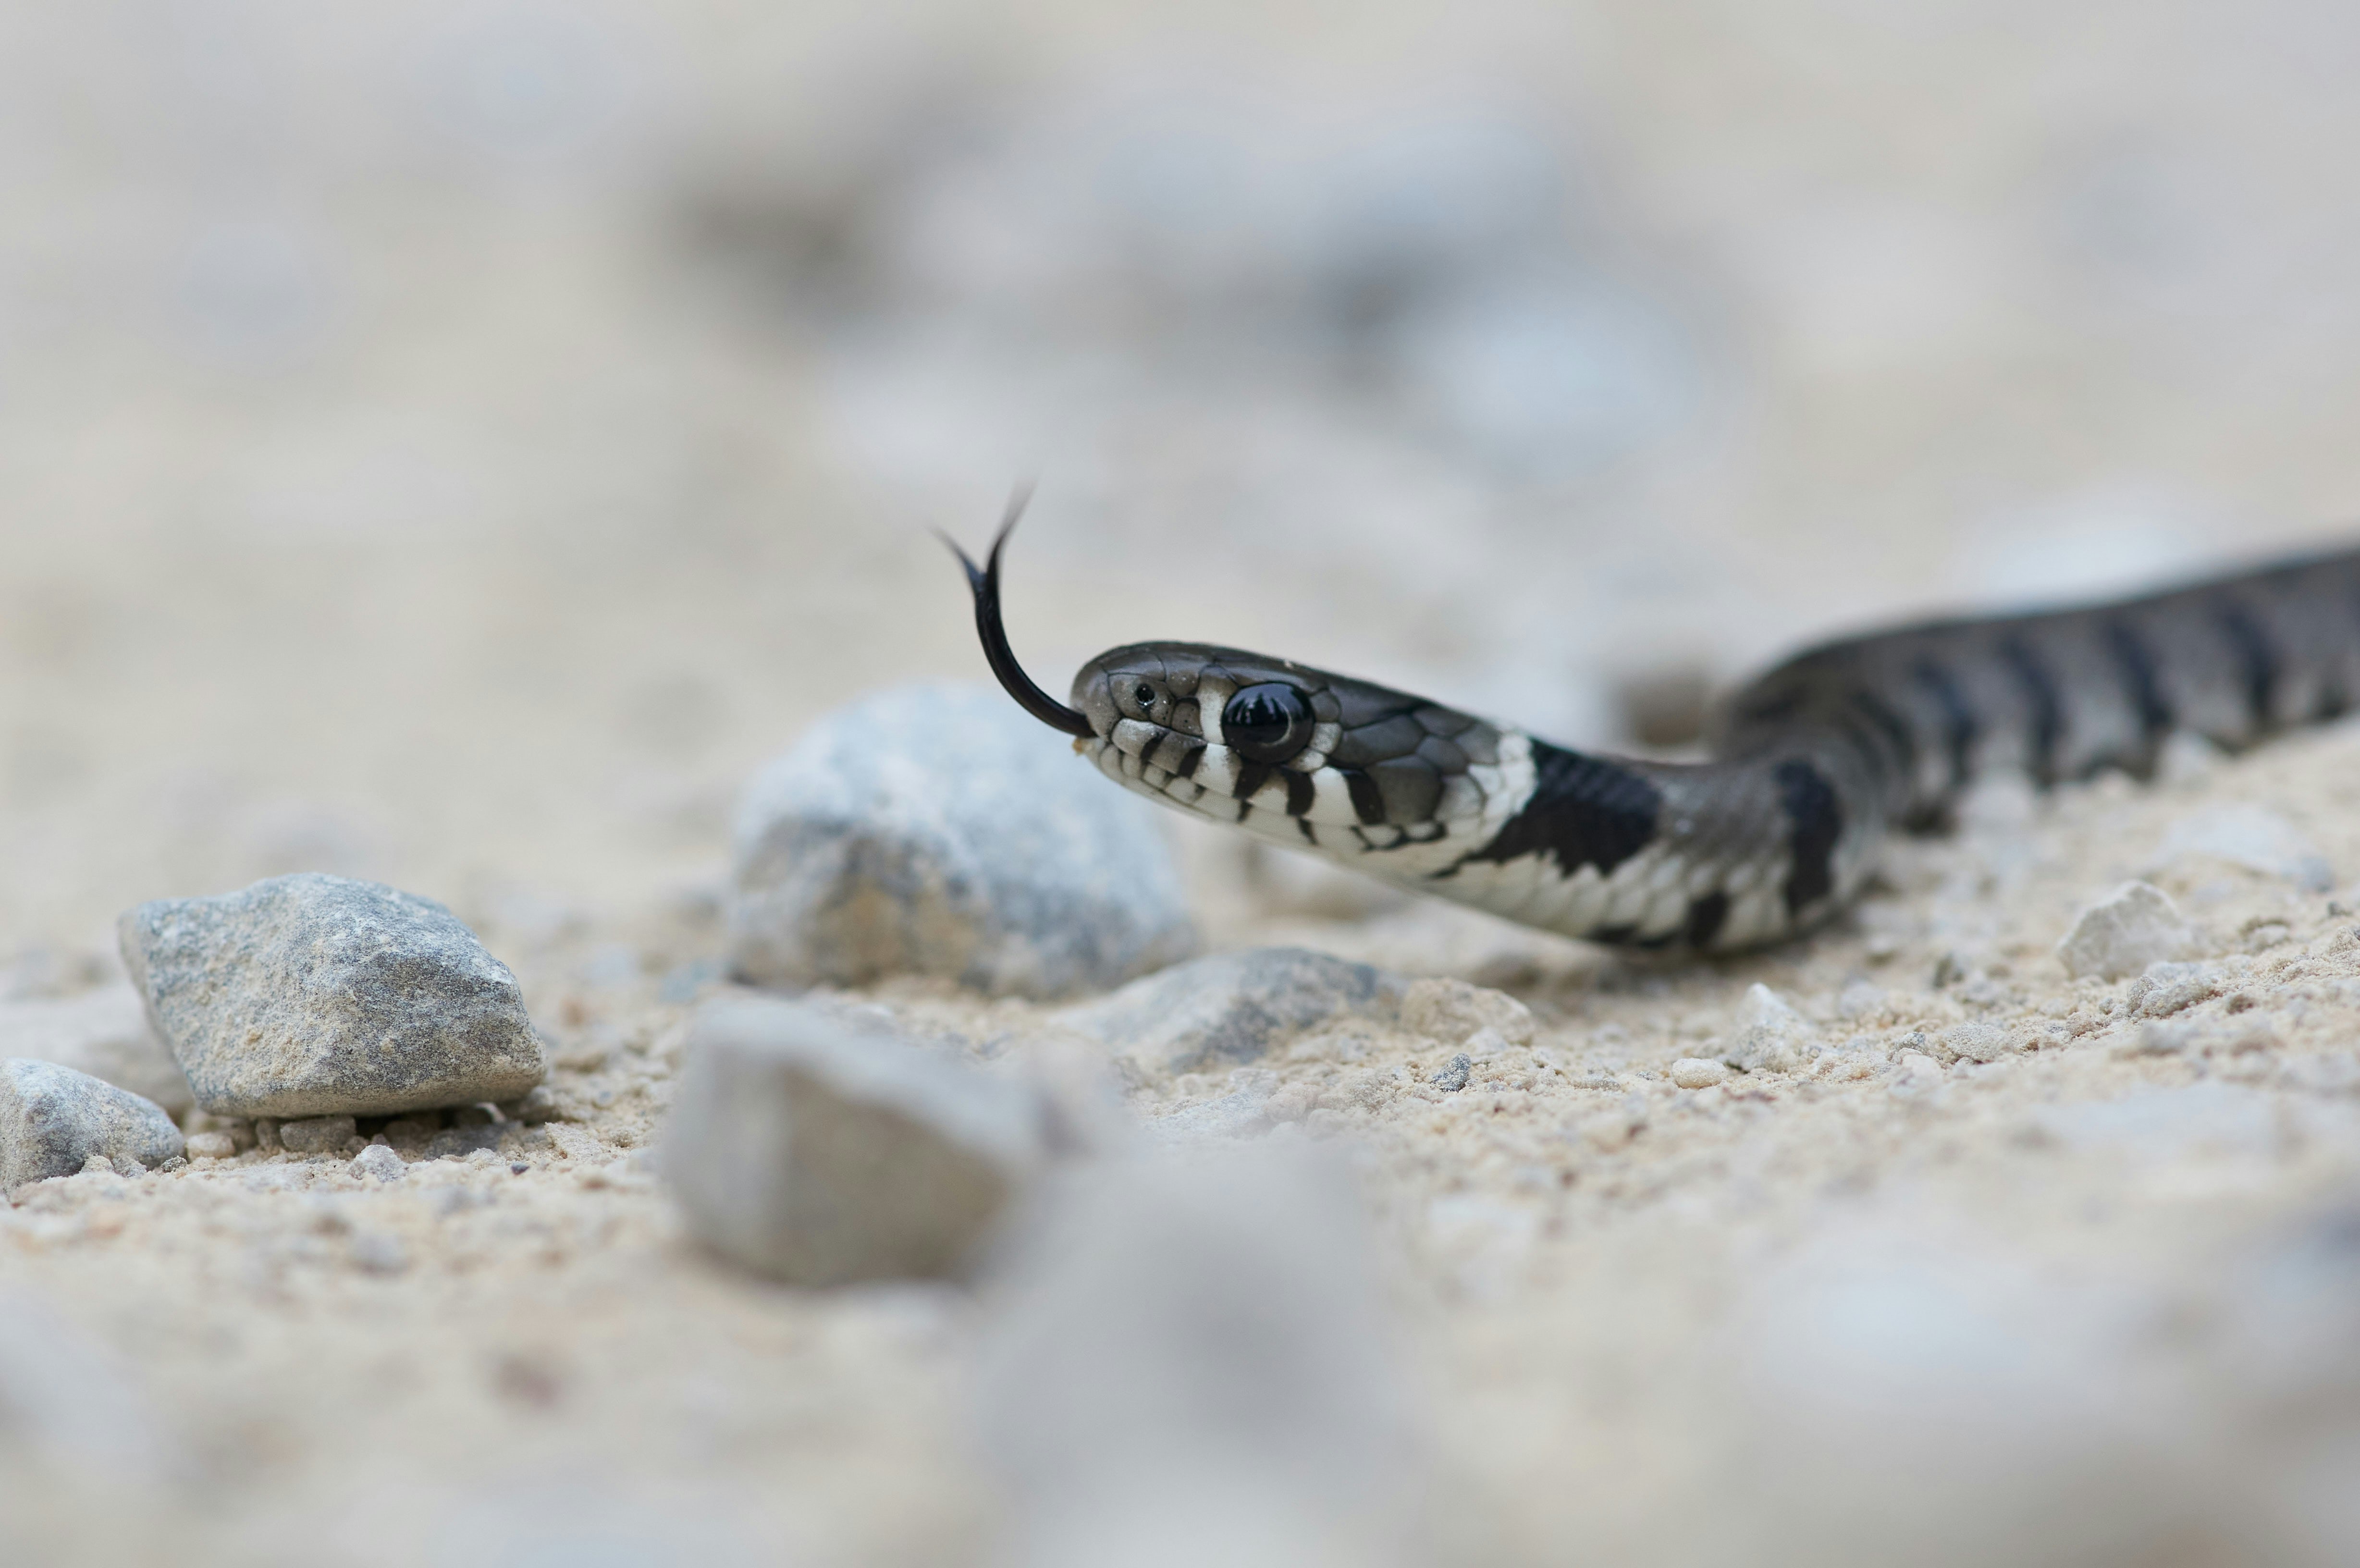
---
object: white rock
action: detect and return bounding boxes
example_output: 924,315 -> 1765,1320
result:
1941,1022 -> 2012,1064
184,1132 -> 237,1162
2151,803 -> 2333,892
0,986 -> 191,1116
664,997 -> 1049,1285
1057,947 -> 1404,1079
1728,983 -> 1814,1072
975,1148 -> 1416,1568
0,1060 -> 185,1191
2054,881 -> 2199,981
1671,1057 -> 1731,1090
728,684 -> 1197,999
349,1144 -> 406,1182
1399,977 -> 1535,1047
119,873 -> 547,1118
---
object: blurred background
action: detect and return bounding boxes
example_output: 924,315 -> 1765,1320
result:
6,0 -> 2360,948
10,7 -> 2360,1565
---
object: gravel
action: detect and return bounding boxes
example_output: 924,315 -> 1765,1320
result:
2055,881 -> 2200,981
118,873 -> 548,1119
664,996 -> 1050,1285
0,1059 -> 185,1191
1057,947 -> 1404,1078
728,684 -> 1198,999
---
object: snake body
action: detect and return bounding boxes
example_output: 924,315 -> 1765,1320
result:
955,513 -> 2360,952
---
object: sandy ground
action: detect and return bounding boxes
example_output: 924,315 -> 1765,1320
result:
8,3 -> 2360,1563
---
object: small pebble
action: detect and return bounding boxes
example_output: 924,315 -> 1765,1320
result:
280,1115 -> 358,1154
1671,1058 -> 1732,1090
349,1144 -> 406,1182
184,1132 -> 238,1162
1059,947 -> 1404,1077
1429,1054 -> 1474,1092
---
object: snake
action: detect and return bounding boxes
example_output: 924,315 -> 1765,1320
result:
951,495 -> 2360,953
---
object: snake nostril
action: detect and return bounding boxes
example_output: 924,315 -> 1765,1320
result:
1133,682 -> 1156,710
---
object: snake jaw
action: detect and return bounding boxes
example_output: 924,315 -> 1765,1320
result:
945,485 -> 1094,740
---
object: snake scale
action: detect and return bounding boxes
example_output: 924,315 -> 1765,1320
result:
952,499 -> 2360,953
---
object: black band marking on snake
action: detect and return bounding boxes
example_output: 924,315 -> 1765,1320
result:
948,500 -> 2360,952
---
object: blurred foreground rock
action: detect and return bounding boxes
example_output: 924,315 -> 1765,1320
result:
0,1060 -> 183,1190
0,986 -> 191,1115
666,997 -> 1049,1285
2056,881 -> 2200,980
729,684 -> 1196,1000
1058,946 -> 1402,1078
118,873 -> 546,1119
975,1147 -> 1417,1568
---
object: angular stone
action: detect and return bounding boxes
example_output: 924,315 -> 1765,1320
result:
2055,881 -> 2199,981
118,873 -> 547,1119
729,684 -> 1197,1000
1728,982 -> 1814,1072
1057,947 -> 1404,1078
0,985 -> 192,1116
0,1060 -> 184,1191
664,997 -> 1048,1286
1400,977 -> 1535,1047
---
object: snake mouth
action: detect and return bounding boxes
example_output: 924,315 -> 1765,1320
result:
944,485 -> 1094,740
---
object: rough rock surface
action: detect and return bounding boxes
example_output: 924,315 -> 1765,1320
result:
2055,881 -> 2200,980
728,684 -> 1197,999
118,874 -> 547,1119
665,996 -> 1048,1285
1057,947 -> 1404,1077
1727,983 -> 1815,1071
0,985 -> 192,1115
0,1059 -> 184,1190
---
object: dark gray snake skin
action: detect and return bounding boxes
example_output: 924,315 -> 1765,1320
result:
954,504 -> 2360,952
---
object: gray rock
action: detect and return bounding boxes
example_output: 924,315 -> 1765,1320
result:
349,1144 -> 406,1181
2054,881 -> 2199,981
729,684 -> 1197,1000
118,873 -> 547,1119
0,985 -> 192,1115
665,997 -> 1049,1286
280,1114 -> 356,1154
975,1148 -> 1417,1568
1057,947 -> 1404,1078
0,1059 -> 185,1191
1429,1053 -> 1473,1092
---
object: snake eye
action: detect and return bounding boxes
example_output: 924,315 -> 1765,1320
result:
1220,683 -> 1313,763
1132,682 -> 1157,710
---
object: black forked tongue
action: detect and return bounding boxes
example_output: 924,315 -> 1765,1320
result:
943,484 -> 1094,739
